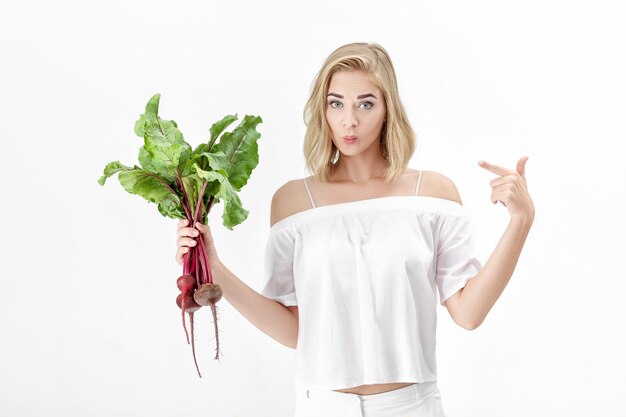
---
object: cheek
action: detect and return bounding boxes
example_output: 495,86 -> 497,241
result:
325,110 -> 341,129
364,115 -> 385,132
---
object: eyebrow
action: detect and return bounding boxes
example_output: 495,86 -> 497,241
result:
327,93 -> 378,100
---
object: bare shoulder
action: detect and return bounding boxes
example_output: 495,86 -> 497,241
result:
270,179 -> 310,228
270,181 -> 301,316
419,170 -> 463,205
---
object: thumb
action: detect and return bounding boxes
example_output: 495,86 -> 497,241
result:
517,155 -> 528,178
195,222 -> 209,232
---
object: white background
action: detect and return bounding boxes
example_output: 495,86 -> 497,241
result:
1,1 -> 625,416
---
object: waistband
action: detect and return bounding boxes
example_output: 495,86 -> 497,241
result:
303,382 -> 438,407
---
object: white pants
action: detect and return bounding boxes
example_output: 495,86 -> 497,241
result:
294,382 -> 446,417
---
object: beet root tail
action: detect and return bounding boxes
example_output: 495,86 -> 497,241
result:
190,312 -> 202,378
181,296 -> 190,345
209,302 -> 222,361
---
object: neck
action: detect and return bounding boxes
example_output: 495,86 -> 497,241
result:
330,155 -> 388,185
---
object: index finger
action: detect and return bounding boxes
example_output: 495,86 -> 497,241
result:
478,160 -> 515,176
177,227 -> 199,237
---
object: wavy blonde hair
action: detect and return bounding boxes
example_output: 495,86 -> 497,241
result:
303,42 -> 416,183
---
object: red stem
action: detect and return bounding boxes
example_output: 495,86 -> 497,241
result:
197,243 -> 208,285
196,238 -> 213,284
195,247 -> 201,286
194,181 -> 209,224
177,177 -> 193,221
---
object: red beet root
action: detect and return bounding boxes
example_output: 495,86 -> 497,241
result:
176,292 -> 201,313
177,274 -> 196,293
193,283 -> 223,306
176,274 -> 198,345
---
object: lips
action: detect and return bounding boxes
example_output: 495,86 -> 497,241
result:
343,135 -> 357,140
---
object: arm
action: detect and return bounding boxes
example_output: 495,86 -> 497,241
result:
207,180 -> 303,349
438,157 -> 535,330
212,263 -> 298,349
446,215 -> 533,330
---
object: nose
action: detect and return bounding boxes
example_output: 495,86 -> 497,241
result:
343,118 -> 358,128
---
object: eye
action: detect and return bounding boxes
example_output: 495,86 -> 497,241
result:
328,100 -> 342,109
359,101 -> 374,110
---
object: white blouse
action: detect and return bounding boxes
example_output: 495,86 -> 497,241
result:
261,180 -> 482,391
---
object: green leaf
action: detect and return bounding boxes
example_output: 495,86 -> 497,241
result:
209,115 -> 262,191
183,142 -> 211,176
117,168 -> 180,206
102,94 -> 263,230
214,178 -> 248,230
198,150 -> 229,174
181,175 -> 200,214
192,165 -> 248,230
192,164 -> 227,185
134,94 -> 192,182
208,114 -> 238,151
158,194 -> 186,219
98,161 -> 134,185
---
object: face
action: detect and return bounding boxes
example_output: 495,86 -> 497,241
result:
325,70 -> 386,156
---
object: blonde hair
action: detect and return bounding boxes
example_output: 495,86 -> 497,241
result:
303,42 -> 416,183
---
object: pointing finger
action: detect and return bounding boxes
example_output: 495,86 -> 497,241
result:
478,160 -> 515,176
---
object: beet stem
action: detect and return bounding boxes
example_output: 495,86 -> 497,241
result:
196,237 -> 213,284
193,181 -> 209,225
176,172 -> 193,221
197,241 -> 208,285
194,248 -> 200,289
195,246 -> 201,286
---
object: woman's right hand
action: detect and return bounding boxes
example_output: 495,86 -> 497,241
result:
175,219 -> 222,271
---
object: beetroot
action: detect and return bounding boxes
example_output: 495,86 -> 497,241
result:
193,283 -> 223,306
176,292 -> 201,312
177,274 -> 197,344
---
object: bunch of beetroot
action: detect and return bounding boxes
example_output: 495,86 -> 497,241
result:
98,93 -> 262,377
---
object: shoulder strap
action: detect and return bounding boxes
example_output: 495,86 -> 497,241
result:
414,170 -> 423,196
303,178 -> 316,208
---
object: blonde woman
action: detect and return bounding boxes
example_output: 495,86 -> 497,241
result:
176,42 -> 535,416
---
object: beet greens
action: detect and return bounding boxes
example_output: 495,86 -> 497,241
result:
98,93 -> 262,377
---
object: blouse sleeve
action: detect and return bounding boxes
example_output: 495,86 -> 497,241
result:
260,228 -> 298,307
436,211 -> 482,307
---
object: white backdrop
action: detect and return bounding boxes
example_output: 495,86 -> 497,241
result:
1,1 -> 625,416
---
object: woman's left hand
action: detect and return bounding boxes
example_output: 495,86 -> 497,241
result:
478,156 -> 535,222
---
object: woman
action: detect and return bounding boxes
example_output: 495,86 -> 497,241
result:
176,42 -> 535,416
